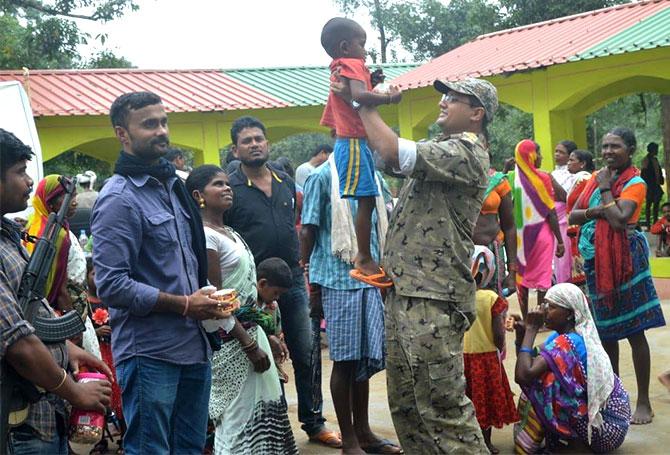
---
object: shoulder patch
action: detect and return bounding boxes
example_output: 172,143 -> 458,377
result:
461,132 -> 478,144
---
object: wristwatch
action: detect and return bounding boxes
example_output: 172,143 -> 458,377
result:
351,100 -> 361,111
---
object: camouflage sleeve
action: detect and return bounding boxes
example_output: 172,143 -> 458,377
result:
411,135 -> 487,185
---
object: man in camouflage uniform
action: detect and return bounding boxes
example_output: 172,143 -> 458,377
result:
336,77 -> 498,453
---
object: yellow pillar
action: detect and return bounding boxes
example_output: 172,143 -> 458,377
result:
571,114 -> 588,150
530,71 -> 552,170
397,94 -> 416,140
200,115 -> 221,166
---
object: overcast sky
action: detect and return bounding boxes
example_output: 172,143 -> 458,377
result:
77,0 -> 384,69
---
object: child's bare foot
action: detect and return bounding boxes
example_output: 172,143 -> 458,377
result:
350,254 -> 393,289
658,370 -> 670,393
631,401 -> 654,424
485,442 -> 500,454
354,254 -> 382,277
483,428 -> 499,454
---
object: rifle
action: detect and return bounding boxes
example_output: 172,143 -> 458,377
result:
1,176 -> 86,453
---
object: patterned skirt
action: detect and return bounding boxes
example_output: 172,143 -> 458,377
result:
464,351 -> 519,429
584,231 -> 666,341
209,326 -> 297,455
514,377 -> 630,454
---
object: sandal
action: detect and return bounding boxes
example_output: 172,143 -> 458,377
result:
349,268 -> 393,289
309,429 -> 343,448
361,438 -> 403,454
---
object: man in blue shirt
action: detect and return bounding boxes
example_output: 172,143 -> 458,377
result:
92,92 -> 233,454
300,160 -> 401,454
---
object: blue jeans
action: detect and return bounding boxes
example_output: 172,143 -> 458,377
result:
278,267 -> 326,435
9,424 -> 67,455
116,356 -> 211,455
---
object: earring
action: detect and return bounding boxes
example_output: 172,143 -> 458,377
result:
199,198 -> 206,209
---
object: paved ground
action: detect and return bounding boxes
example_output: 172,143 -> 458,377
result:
285,289 -> 670,454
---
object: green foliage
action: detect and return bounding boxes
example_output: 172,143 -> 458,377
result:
268,133 -> 335,168
334,0 -> 630,63
43,150 -> 112,186
0,0 -> 136,70
498,0 -> 627,28
488,104 -> 534,169
385,0 -> 501,62
587,93 -> 664,169
83,49 -> 134,69
0,12 -> 80,68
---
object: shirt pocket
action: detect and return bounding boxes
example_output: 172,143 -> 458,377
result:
145,212 -> 178,250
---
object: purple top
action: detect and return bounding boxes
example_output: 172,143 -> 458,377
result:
91,174 -> 210,365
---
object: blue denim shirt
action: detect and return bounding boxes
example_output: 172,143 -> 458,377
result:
91,174 -> 210,365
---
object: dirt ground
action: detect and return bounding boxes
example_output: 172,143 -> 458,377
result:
73,282 -> 670,455
286,289 -> 670,455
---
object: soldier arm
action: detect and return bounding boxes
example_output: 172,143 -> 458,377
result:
411,138 -> 487,185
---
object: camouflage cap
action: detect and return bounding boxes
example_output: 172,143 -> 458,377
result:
433,78 -> 499,121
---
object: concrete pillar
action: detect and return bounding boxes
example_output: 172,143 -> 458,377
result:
199,116 -> 221,166
571,114 -> 588,150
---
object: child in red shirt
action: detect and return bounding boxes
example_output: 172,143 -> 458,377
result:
650,202 -> 670,256
320,17 -> 401,287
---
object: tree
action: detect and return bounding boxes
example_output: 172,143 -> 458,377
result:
43,150 -> 112,185
499,0 -> 628,29
0,0 -> 137,70
386,0 -> 501,62
84,49 -> 133,69
333,0 -> 630,63
270,133 -> 334,167
0,12 -> 81,68
334,0 -> 396,63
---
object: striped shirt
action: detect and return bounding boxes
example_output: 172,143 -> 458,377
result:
0,217 -> 68,441
301,163 -> 380,290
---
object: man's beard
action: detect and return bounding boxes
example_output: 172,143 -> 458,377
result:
131,136 -> 169,161
240,155 -> 268,168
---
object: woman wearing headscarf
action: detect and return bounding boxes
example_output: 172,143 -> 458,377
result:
512,140 -> 565,317
569,127 -> 666,425
512,283 -> 630,453
25,175 -> 73,307
25,175 -> 101,359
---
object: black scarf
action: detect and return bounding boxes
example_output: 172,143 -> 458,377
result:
114,151 -> 208,288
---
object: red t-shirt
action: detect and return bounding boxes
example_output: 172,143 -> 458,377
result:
320,58 -> 371,138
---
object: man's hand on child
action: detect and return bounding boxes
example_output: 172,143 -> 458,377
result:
387,85 -> 402,104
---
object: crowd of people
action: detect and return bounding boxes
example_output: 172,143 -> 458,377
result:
1,16 -> 669,455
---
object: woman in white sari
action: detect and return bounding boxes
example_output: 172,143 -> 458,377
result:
187,165 -> 297,455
